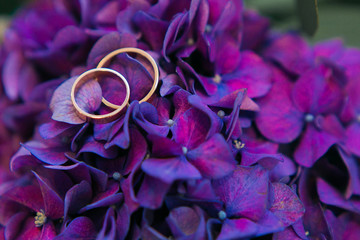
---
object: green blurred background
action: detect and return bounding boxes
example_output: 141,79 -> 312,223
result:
0,0 -> 360,46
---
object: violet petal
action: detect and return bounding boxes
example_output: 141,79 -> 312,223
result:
141,156 -> 202,184
269,183 -> 305,227
187,133 -> 236,179
212,165 -> 269,221
53,217 -> 96,240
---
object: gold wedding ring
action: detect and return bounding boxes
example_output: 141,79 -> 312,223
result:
71,68 -> 130,124
97,47 -> 159,109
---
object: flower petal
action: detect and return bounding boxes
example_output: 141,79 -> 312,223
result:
292,64 -> 344,115
345,122 -> 360,157
217,218 -> 258,240
136,175 -> 171,209
87,32 -> 137,66
64,181 -> 92,219
172,108 -> 211,149
294,124 -> 338,167
317,178 -> 360,213
142,156 -> 202,184
50,76 -> 102,124
255,67 -> 303,143
264,33 -> 313,75
53,217 -> 96,240
22,141 -> 68,165
224,51 -> 272,98
269,183 -> 305,227
33,172 -> 64,219
187,133 -> 236,179
212,165 -> 269,221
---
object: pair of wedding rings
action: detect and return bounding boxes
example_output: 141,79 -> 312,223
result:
71,48 -> 159,124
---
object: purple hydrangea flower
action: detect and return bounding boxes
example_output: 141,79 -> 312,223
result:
0,0 -> 359,239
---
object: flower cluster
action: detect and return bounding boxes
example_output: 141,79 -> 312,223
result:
0,0 -> 359,239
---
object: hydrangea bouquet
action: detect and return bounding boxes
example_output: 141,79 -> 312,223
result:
0,0 -> 359,239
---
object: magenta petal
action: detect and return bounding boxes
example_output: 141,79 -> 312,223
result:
241,10 -> 270,51
148,134 -> 183,158
79,193 -> 123,213
241,151 -> 283,170
212,165 -> 269,221
224,51 -> 272,98
299,170 -> 332,239
133,11 -> 169,51
314,39 -> 344,60
87,32 -> 137,66
264,33 -> 313,75
39,121 -> 75,140
53,217 -> 96,240
317,178 -> 360,213
22,141 -> 68,165
294,124 -> 338,167
33,172 -> 64,219
2,51 -> 23,100
338,148 -> 360,197
173,108 -> 210,149
273,227 -> 303,240
64,181 -> 92,218
137,175 -> 171,209
105,101 -> 136,149
121,170 -> 140,214
217,218 -> 258,240
166,206 -> 205,239
160,74 -> 186,96
116,205 -> 131,239
269,183 -> 305,227
187,134 -> 236,179
40,222 -> 57,239
255,68 -> 303,143
188,95 -> 223,138
0,199 -> 26,225
341,78 -> 360,123
292,64 -> 344,115
3,184 -> 43,213
142,156 -> 202,184
45,163 -> 91,185
172,89 -> 192,120
123,127 -> 148,175
214,36 -> 241,75
345,123 -> 360,157
50,76 -> 102,124
52,25 -> 86,49
269,156 -> 297,183
4,212 -> 29,240
78,137 -> 118,159
315,114 -> 344,140
97,208 -> 116,240
255,211 -> 284,236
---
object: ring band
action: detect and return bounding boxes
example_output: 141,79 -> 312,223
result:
71,68 -> 130,124
97,47 -> 159,109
